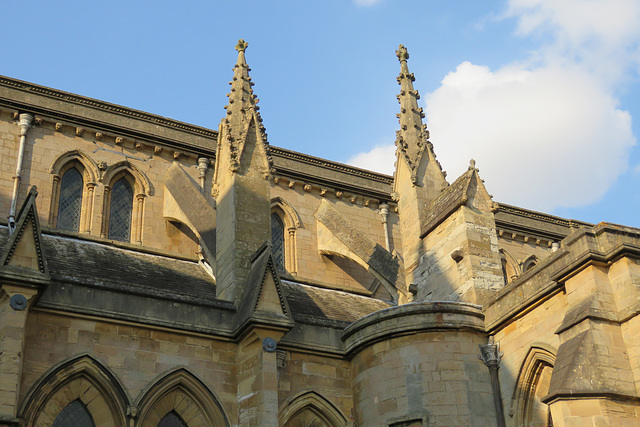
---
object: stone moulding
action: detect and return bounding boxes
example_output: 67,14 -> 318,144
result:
341,301 -> 484,356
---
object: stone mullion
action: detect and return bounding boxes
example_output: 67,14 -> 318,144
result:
134,194 -> 145,244
100,185 -> 111,238
48,174 -> 61,226
82,182 -> 96,234
287,227 -> 297,275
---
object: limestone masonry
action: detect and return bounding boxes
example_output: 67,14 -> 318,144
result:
0,40 -> 638,426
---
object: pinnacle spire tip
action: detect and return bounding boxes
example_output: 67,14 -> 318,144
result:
236,39 -> 248,53
396,44 -> 409,62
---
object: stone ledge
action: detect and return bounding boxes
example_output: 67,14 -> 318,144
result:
341,302 -> 485,357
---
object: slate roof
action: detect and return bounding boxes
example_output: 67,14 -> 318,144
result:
281,280 -> 392,325
0,228 -> 392,325
420,168 -> 475,237
0,228 -> 218,305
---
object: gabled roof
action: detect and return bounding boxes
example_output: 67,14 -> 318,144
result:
420,168 -> 476,237
0,186 -> 49,281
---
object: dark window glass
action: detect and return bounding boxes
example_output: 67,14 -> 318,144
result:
52,399 -> 95,427
158,411 -> 188,427
271,213 -> 285,272
57,168 -> 83,232
108,178 -> 133,241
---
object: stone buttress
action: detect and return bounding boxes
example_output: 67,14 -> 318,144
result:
393,45 -> 503,305
392,44 -> 448,298
213,39 -> 276,306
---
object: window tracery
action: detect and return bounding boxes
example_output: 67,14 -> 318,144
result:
49,151 -> 98,233
108,178 -> 134,241
56,168 -> 84,232
100,161 -> 150,244
271,212 -> 286,272
270,197 -> 301,275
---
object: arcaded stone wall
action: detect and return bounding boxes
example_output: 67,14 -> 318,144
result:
20,311 -> 238,424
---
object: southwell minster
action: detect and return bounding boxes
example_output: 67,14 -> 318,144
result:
0,41 -> 639,427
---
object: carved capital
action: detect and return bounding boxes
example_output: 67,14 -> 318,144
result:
478,337 -> 502,368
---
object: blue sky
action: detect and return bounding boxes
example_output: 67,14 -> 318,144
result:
4,1 -> 640,227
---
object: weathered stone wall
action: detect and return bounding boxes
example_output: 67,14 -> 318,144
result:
343,303 -> 495,427
270,181 -> 399,294
0,112 -> 203,257
415,206 -> 503,304
278,351 -> 353,421
20,311 -> 237,424
350,330 -> 494,426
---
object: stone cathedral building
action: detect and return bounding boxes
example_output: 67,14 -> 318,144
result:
0,40 -> 639,427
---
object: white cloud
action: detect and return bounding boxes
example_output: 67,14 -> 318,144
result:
426,61 -> 634,211
346,0 -> 639,212
348,144 -> 396,175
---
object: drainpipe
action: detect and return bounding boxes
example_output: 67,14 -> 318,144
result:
378,203 -> 391,251
8,113 -> 34,234
479,336 -> 506,427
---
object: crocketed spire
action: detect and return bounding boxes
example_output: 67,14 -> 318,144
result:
217,39 -> 274,177
394,44 -> 445,186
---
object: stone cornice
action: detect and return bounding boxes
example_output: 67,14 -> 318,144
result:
271,147 -> 393,184
342,302 -> 485,357
495,203 -> 591,229
0,75 -> 217,139
484,224 -> 640,332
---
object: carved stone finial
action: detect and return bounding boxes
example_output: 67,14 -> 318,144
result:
469,158 -> 476,170
236,39 -> 248,53
396,44 -> 409,62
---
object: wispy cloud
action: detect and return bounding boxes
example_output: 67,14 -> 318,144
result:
347,0 -> 639,212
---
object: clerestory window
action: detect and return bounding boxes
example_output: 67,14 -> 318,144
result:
108,178 -> 134,241
271,212 -> 285,272
56,168 -> 83,232
52,399 -> 95,427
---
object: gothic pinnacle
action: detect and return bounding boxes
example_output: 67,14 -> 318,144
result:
217,40 -> 275,179
394,44 -> 428,182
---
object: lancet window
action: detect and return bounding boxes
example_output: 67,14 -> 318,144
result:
56,168 -> 84,232
271,212 -> 286,272
108,177 -> 134,241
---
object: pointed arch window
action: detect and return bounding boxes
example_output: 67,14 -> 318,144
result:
52,399 -> 95,427
56,168 -> 84,232
271,212 -> 285,272
108,178 -> 134,241
158,411 -> 188,427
